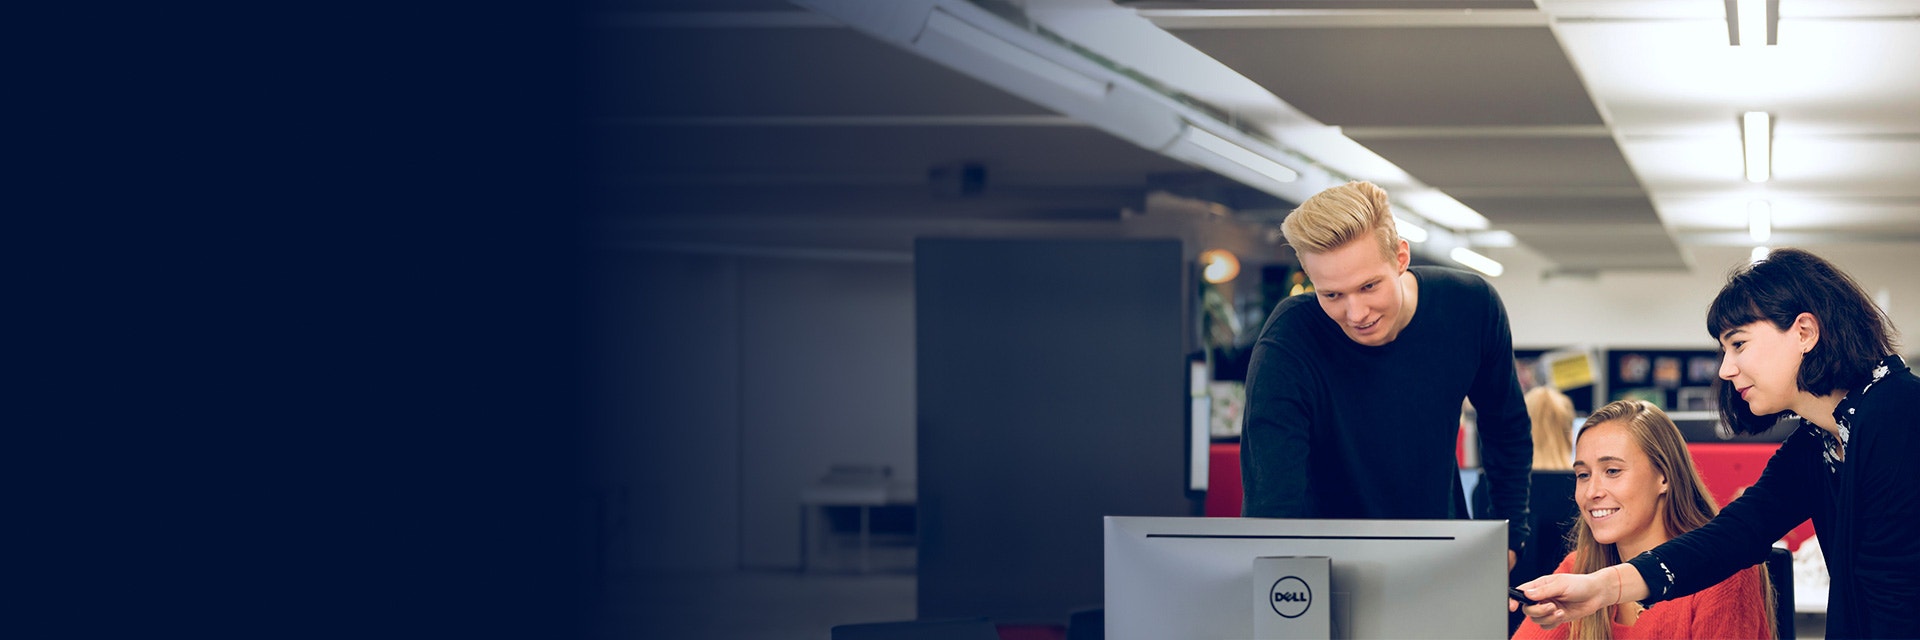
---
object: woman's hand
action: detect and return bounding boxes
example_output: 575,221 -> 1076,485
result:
1512,569 -> 1619,629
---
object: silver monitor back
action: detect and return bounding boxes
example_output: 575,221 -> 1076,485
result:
1104,517 -> 1507,640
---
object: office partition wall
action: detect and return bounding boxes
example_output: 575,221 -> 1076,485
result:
915,237 -> 1198,623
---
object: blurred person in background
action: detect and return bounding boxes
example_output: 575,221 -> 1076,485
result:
1527,386 -> 1576,470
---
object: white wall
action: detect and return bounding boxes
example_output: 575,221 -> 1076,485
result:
736,256 -> 916,569
594,249 -> 916,571
1493,243 -> 1920,353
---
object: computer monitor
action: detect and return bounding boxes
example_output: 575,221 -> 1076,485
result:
1104,517 -> 1507,640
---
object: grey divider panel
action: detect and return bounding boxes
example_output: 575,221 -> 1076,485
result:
915,237 -> 1198,622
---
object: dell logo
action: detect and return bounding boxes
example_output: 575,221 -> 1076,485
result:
1268,576 -> 1312,618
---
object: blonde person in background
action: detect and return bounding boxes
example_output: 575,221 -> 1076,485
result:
1511,400 -> 1773,640
1527,386 -> 1576,470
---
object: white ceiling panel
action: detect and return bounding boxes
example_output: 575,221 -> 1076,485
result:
1164,26 -> 1604,128
1770,137 -> 1920,192
1660,192 -> 1920,235
1551,18 -> 1920,135
595,0 -> 1920,276
1349,137 -> 1642,190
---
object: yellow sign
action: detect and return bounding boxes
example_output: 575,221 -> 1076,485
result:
1545,349 -> 1596,390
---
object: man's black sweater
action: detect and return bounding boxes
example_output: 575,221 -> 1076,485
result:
1240,266 -> 1533,554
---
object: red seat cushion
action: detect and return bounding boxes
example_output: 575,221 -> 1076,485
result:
1206,443 -> 1243,517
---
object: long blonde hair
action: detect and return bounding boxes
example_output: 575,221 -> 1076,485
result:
1564,400 -> 1774,640
1525,386 -> 1575,470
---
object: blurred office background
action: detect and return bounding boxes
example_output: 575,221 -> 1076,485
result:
590,1 -> 1920,639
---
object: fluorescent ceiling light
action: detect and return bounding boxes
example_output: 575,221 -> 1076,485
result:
1392,216 -> 1428,243
1396,190 -> 1489,231
1164,125 -> 1299,196
1733,0 -> 1772,47
1449,247 -> 1504,278
1748,200 -> 1771,243
1270,127 -> 1416,188
1751,246 -> 1771,263
1465,230 -> 1518,248
919,9 -> 1110,101
1743,111 -> 1771,183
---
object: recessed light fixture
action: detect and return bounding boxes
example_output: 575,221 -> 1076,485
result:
1748,200 -> 1771,243
1751,246 -> 1771,263
1743,111 -> 1771,183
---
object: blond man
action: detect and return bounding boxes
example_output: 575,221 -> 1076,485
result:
1241,181 -> 1533,568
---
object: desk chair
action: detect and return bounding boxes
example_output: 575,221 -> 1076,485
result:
1768,546 -> 1795,640
1065,607 -> 1102,640
1493,470 -> 1579,635
1519,471 -> 1581,581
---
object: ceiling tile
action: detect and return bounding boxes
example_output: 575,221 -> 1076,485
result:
1166,27 -> 1603,127
1510,227 -> 1689,270
1458,195 -> 1662,226
1349,136 -> 1641,189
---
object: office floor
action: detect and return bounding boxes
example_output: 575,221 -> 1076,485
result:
595,568 -> 916,640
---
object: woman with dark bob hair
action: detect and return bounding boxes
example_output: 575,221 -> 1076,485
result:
1512,248 -> 1920,638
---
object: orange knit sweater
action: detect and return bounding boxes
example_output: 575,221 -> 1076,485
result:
1512,551 -> 1771,640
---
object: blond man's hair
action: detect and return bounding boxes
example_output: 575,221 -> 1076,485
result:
1279,181 -> 1400,260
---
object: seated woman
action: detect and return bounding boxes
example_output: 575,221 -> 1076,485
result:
1512,400 -> 1773,639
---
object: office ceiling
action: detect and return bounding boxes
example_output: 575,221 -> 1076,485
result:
595,0 -> 1920,274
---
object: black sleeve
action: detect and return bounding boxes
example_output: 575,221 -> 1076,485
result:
1629,427 -> 1821,604
1240,336 -> 1316,517
1852,385 -> 1920,637
1465,279 -> 1531,554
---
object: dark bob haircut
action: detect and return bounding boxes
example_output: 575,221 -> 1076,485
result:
1707,248 -> 1899,433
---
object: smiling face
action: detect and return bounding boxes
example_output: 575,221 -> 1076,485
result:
1296,235 -> 1411,347
1573,420 -> 1671,558
1718,314 -> 1816,416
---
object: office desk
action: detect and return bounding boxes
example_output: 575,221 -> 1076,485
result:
801,480 -> 915,573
